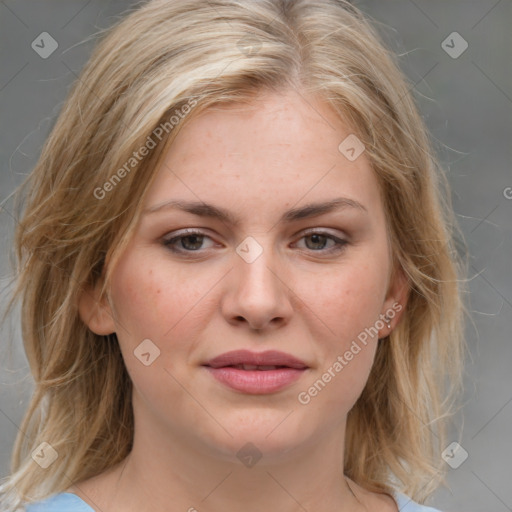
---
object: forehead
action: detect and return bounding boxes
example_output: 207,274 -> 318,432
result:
143,89 -> 383,221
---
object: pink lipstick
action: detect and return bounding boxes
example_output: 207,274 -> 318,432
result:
203,349 -> 308,394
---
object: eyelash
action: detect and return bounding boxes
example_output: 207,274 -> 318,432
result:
162,228 -> 348,256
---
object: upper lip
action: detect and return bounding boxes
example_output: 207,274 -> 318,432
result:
204,350 -> 309,369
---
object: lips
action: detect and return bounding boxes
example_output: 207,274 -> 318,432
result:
226,364 -> 284,371
204,350 -> 308,370
203,350 -> 308,394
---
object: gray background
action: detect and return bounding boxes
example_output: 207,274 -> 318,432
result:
1,1 -> 511,511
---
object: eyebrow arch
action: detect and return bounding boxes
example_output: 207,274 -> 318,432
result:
142,197 -> 368,225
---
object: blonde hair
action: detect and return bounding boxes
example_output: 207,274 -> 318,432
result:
0,0 -> 467,509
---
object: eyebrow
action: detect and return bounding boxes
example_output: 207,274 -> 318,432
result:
142,197 -> 367,225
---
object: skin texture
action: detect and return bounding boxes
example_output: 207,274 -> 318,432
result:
76,88 -> 408,512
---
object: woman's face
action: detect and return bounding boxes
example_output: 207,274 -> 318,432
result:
81,88 -> 407,463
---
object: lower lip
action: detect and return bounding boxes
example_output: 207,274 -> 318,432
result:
205,366 -> 306,394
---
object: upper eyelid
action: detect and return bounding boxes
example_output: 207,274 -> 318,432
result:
300,227 -> 346,237
163,226 -> 347,241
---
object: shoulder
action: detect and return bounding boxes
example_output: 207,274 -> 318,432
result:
23,492 -> 95,512
22,489 -> 443,512
393,490 -> 444,512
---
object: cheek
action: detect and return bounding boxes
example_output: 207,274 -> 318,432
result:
299,256 -> 388,342
109,262 -> 167,341
294,254 -> 388,410
343,263 -> 387,328
108,250 -> 219,363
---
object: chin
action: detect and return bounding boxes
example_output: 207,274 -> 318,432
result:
200,407 -> 317,464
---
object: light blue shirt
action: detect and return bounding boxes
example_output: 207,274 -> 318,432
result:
23,490 -> 443,511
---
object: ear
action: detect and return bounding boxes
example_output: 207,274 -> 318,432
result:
379,264 -> 409,337
78,277 -> 116,335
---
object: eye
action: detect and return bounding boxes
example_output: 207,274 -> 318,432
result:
162,228 -> 348,257
294,230 -> 348,254
162,229 -> 216,254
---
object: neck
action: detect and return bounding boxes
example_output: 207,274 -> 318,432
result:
76,416 -> 369,512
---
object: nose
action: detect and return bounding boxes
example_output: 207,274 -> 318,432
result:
221,239 -> 293,332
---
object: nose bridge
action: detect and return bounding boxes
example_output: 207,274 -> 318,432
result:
224,234 -> 292,330
235,234 -> 281,294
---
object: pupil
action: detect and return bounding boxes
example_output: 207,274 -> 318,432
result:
307,234 -> 326,250
183,235 -> 202,250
